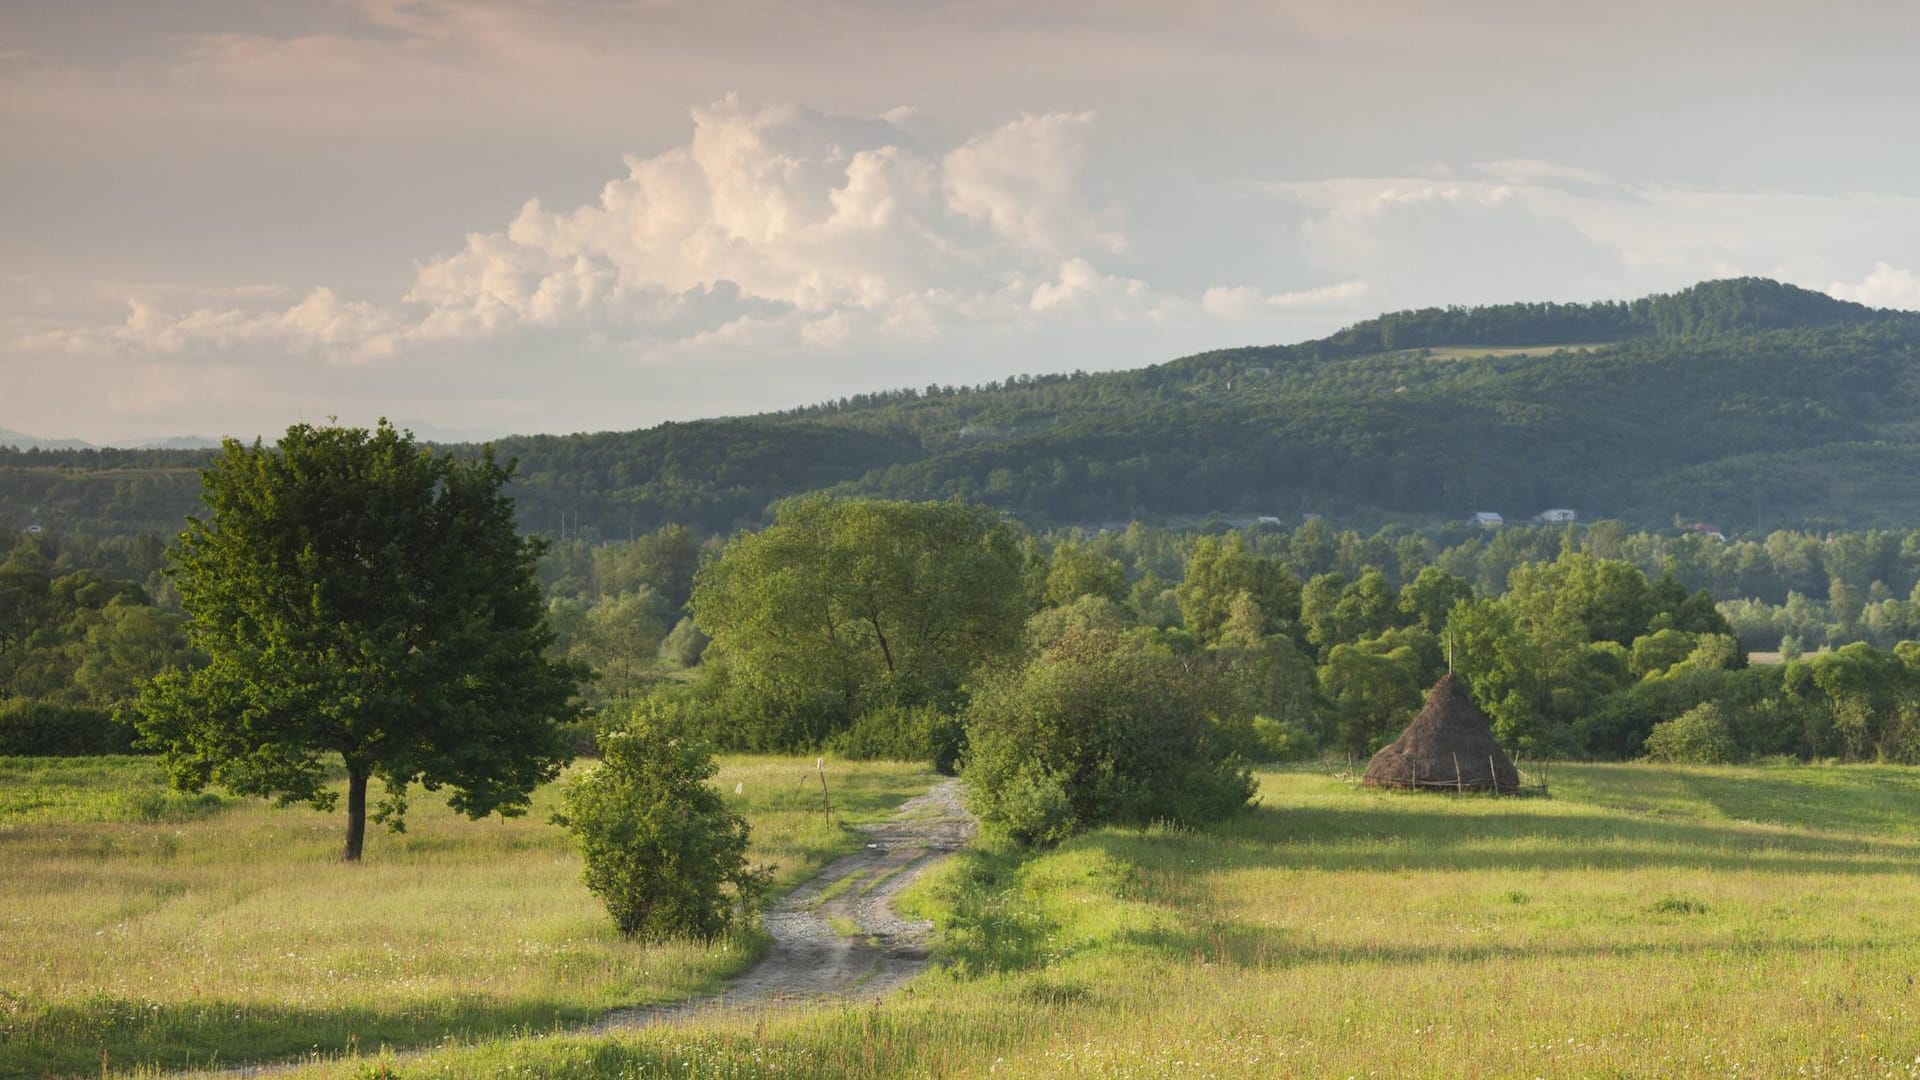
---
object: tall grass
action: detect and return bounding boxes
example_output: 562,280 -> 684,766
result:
266,761 -> 1920,1078
0,754 -> 931,1076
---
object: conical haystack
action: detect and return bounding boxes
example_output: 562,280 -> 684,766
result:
1363,674 -> 1519,791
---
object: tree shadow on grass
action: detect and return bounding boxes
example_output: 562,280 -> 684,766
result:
1074,797 -> 1920,909
0,993 -> 603,1077
1550,762 -> 1920,840
1112,919 -> 1901,974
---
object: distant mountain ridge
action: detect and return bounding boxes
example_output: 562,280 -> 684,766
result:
0,429 -> 222,452
8,277 -> 1920,537
0,427 -> 96,452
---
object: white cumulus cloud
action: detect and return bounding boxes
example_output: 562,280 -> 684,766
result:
44,97 -> 1204,367
1828,262 -> 1920,310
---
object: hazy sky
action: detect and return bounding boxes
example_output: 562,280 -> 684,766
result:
7,0 -> 1920,444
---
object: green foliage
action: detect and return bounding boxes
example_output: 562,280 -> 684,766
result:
1319,639 -> 1424,756
1026,593 -> 1132,650
0,540 -> 190,707
1243,714 -> 1322,762
1644,703 -> 1738,764
1632,628 -> 1701,680
657,616 -> 710,669
962,628 -> 1254,845
132,422 -> 581,861
1043,540 -> 1126,606
824,702 -> 965,773
1213,635 -> 1323,750
1807,643 -> 1919,761
1302,568 -> 1400,659
570,587 -> 668,703
554,724 -> 771,941
0,698 -> 134,755
1177,534 -> 1301,645
1398,565 -> 1473,633
690,496 -> 1028,749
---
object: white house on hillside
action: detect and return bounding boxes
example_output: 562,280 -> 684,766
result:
1470,512 -> 1504,528
1536,508 -> 1577,524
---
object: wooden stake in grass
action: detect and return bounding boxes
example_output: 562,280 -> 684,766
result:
1452,752 -> 1463,795
817,757 -> 833,828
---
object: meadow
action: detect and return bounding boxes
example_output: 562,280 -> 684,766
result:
242,761 -> 1920,1079
0,754 -> 932,1077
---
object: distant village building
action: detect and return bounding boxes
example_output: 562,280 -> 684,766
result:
1688,522 -> 1728,542
1536,508 -> 1577,524
1256,516 -> 1285,526
1470,512 -> 1504,529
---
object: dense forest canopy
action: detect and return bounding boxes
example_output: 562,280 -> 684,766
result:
7,277 -> 1920,538
19,500 -> 1920,766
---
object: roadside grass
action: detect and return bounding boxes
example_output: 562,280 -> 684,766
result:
264,760 -> 1920,1078
0,754 -> 931,1077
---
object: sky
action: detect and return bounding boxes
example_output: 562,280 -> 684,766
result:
6,1 -> 1920,445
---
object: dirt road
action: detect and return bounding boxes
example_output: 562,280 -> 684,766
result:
203,778 -> 974,1076
591,776 -> 976,1031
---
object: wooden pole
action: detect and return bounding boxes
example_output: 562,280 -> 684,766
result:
1489,755 -> 1500,796
1452,752 -> 1464,795
816,757 -> 833,827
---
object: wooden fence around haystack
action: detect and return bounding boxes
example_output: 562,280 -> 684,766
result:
1333,754 -> 1551,798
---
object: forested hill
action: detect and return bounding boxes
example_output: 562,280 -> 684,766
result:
10,277 -> 1920,538
1163,275 -> 1899,367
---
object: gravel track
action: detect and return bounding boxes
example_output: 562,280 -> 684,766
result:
199,777 -> 974,1076
592,776 -> 976,1030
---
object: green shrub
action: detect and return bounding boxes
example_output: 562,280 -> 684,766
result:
656,617 -> 710,669
553,722 -> 771,941
826,702 -> 966,773
0,699 -> 137,756
1643,702 -> 1737,764
1216,713 -> 1320,763
554,716 -> 603,759
962,627 -> 1255,846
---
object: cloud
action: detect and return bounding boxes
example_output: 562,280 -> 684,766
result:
1280,179 -> 1630,304
36,85 -> 1920,443
1267,166 -> 1920,311
1828,262 -> 1920,310
943,111 -> 1119,254
31,287 -> 398,363
1201,280 -> 1371,319
37,97 -> 1196,367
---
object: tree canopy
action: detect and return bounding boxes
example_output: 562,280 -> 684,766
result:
689,495 -> 1027,748
134,422 -> 580,861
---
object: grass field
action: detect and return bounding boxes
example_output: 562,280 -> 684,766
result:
245,761 -> 1920,1079
0,754 -> 933,1077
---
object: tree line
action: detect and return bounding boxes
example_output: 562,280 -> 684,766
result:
23,423 -> 1920,932
12,278 -> 1920,540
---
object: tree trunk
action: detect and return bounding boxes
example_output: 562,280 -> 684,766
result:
343,766 -> 369,862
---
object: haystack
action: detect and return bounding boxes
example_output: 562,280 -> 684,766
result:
1362,674 -> 1519,791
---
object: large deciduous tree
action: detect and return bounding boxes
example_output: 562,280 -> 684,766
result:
690,496 -> 1027,747
134,422 -> 581,861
